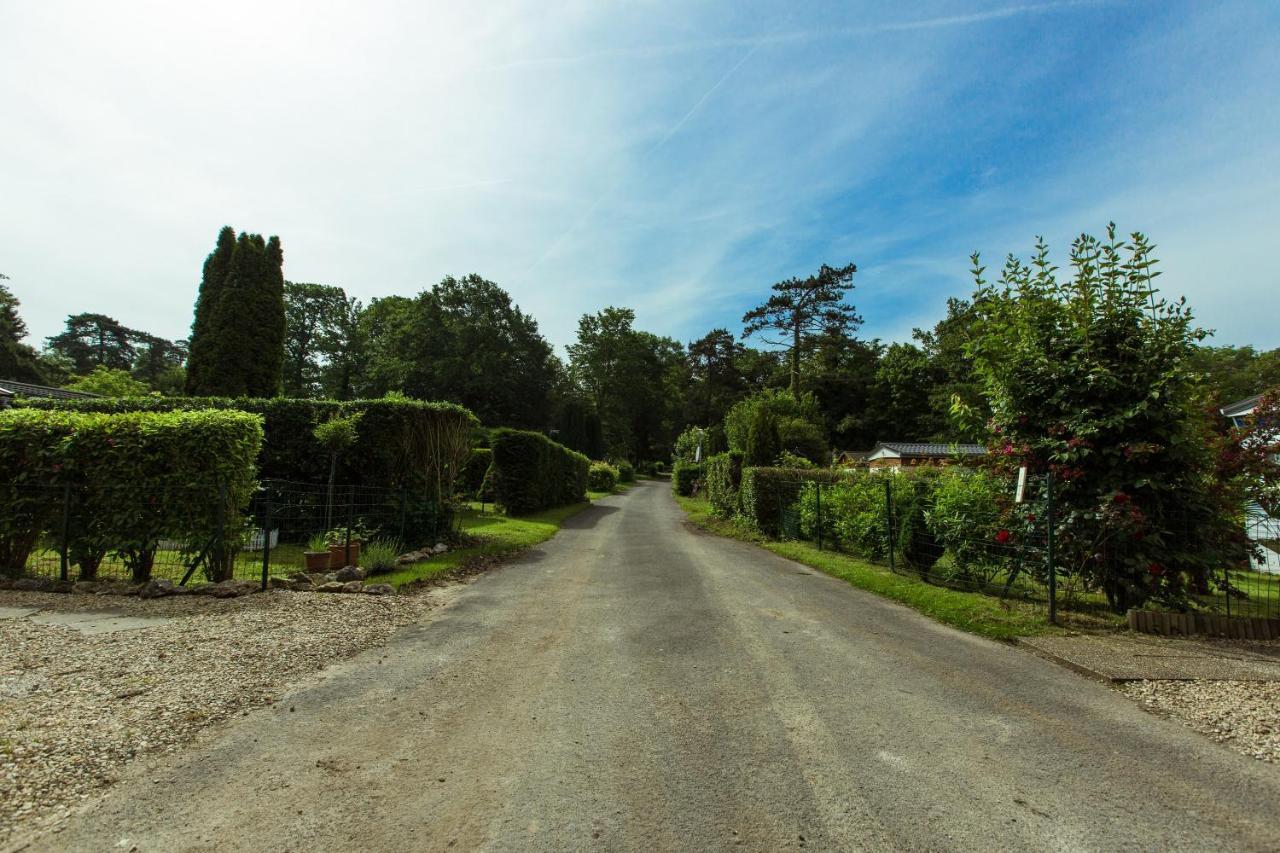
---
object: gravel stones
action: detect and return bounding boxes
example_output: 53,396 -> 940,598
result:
1122,679 -> 1280,763
0,587 -> 435,841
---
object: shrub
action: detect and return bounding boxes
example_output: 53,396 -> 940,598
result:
361,537 -> 402,575
460,447 -> 493,496
739,466 -> 841,536
704,451 -> 745,517
490,429 -> 589,514
725,390 -> 825,456
0,408 -> 263,581
776,450 -> 816,469
588,461 -> 620,492
745,406 -> 781,466
924,469 -> 1009,578
612,459 -> 635,483
673,427 -> 703,464
672,460 -> 703,497
967,227 -> 1226,612
793,468 -> 941,571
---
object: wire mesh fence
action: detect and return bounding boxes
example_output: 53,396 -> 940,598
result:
764,470 -> 1279,626
7,477 -> 459,589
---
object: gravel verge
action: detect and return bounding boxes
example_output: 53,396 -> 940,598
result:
0,588 -> 438,842
1122,679 -> 1280,764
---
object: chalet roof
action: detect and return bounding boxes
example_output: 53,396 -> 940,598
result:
0,379 -> 98,400
1221,393 -> 1264,419
876,442 -> 987,457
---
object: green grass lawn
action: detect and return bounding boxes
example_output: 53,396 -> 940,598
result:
587,480 -> 635,501
675,493 -> 1123,640
370,501 -> 591,588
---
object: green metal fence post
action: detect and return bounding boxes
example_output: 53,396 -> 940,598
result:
1046,470 -> 1057,625
260,499 -> 273,592
885,478 -> 896,574
344,485 -> 355,566
816,481 -> 823,551
59,483 -> 71,582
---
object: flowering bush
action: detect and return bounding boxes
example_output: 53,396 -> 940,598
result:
967,226 -> 1243,612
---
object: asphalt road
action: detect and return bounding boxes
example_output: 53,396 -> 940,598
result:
33,479 -> 1280,851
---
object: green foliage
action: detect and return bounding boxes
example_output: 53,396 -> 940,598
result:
612,459 -> 635,483
283,281 -> 349,397
185,228 -> 286,397
361,537 -> 402,575
569,306 -> 685,461
489,429 -> 589,514
64,366 -> 150,397
307,532 -> 329,553
460,447 -> 493,497
725,390 -> 826,460
742,262 -> 860,393
673,426 -> 704,464
587,461 -> 620,492
0,408 -> 263,581
968,226 -> 1225,612
739,467 -> 841,537
745,405 -> 780,466
313,413 -> 362,453
14,396 -> 477,539
794,468 -> 940,571
776,450 -> 815,469
704,451 -> 745,517
671,460 -> 703,497
924,469 -> 1009,577
0,275 -> 47,383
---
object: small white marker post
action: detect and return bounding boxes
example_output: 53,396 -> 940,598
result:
1015,465 -> 1027,504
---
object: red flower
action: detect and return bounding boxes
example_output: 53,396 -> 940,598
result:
995,529 -> 1011,544
1025,513 -> 1037,523
1148,562 -> 1164,576
1112,492 -> 1130,505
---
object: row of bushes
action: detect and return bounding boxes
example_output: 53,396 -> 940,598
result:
489,429 -> 589,514
672,460 -> 702,497
0,409 -> 263,581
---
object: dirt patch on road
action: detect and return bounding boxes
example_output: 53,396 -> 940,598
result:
0,588 -> 442,843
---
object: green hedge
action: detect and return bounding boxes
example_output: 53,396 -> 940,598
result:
0,409 -> 263,580
672,460 -> 703,497
460,447 -> 493,497
739,466 -> 842,537
588,461 -> 619,493
705,451 -> 745,518
612,459 -> 635,483
15,396 -> 477,490
490,429 -> 589,514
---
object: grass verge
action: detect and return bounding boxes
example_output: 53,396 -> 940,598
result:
374,502 -> 591,588
675,493 -> 1121,640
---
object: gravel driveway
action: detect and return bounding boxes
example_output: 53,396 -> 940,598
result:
1,588 -> 439,843
8,480 -> 1280,851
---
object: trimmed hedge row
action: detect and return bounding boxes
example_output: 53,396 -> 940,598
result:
612,459 -> 635,483
14,396 -> 478,496
0,409 -> 263,580
705,451 -> 745,518
739,467 -> 842,537
490,429 -> 589,514
672,460 -> 702,497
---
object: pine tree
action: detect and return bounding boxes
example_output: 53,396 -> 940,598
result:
185,226 -> 236,394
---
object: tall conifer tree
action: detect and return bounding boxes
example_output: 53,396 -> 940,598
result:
185,227 -> 286,397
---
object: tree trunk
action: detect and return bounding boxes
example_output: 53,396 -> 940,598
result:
790,319 -> 801,396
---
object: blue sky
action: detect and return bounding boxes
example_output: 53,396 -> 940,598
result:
2,0 -> 1278,354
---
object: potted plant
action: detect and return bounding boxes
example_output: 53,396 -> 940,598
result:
304,533 -> 330,572
326,524 -> 368,569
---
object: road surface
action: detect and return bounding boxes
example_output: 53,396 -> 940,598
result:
30,480 -> 1280,851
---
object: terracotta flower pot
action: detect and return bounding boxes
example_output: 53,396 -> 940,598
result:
304,551 -> 330,572
328,541 -> 360,568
